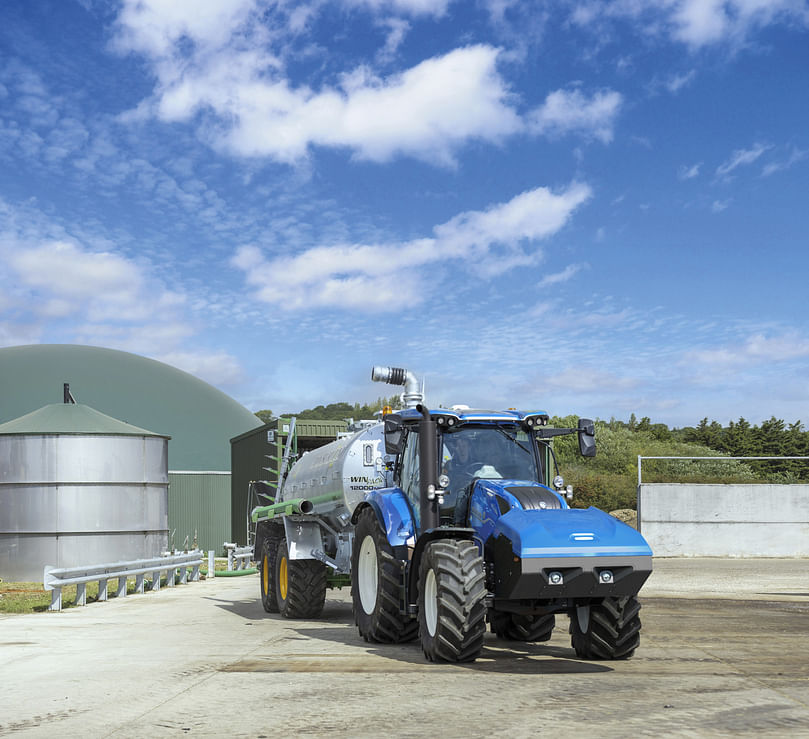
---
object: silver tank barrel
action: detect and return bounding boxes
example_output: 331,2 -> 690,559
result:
280,423 -> 387,516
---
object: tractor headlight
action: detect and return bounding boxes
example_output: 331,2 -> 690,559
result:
552,475 -> 564,490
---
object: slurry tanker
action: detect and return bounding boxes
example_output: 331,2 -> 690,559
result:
252,367 -> 653,663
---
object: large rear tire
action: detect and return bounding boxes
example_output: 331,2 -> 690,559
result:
569,596 -> 641,660
418,539 -> 486,663
351,506 -> 418,643
274,539 -> 327,619
492,611 -> 555,642
258,524 -> 283,614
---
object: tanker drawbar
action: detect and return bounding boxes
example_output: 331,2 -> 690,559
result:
252,366 -> 653,664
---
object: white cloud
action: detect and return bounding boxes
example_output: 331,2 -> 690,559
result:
541,366 -> 640,394
568,0 -> 809,49
342,0 -> 453,16
537,263 -> 586,288
232,182 -> 592,310
112,0 -> 260,58
711,199 -> 731,212
678,162 -> 701,180
155,351 -> 246,386
128,44 -> 522,165
529,88 -> 623,143
11,240 -> 140,301
666,69 -> 696,93
716,142 -> 771,178
684,333 -> 809,368
376,17 -> 411,62
113,3 -> 626,166
762,147 -> 809,177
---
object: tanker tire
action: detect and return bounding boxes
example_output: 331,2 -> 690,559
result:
418,539 -> 486,663
351,507 -> 418,643
569,596 -> 641,660
259,523 -> 283,613
274,538 -> 327,619
491,611 -> 555,642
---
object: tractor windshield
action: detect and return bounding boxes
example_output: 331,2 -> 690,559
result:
441,425 -> 539,502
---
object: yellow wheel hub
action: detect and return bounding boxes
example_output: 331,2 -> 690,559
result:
279,556 -> 288,600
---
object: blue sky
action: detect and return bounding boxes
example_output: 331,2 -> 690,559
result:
1,0 -> 808,427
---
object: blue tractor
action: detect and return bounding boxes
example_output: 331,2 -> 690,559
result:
252,366 -> 652,664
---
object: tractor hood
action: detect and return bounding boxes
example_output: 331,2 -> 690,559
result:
494,506 -> 652,559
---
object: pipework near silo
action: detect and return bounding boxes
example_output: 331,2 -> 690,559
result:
0,389 -> 170,581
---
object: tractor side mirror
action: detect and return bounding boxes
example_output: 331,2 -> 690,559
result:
577,418 -> 596,457
384,415 -> 405,455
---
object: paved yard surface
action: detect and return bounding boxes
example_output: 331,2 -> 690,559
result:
0,558 -> 807,737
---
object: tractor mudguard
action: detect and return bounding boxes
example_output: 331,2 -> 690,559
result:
359,487 -> 416,551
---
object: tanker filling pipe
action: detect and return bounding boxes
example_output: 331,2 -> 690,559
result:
416,403 -> 440,532
370,366 -> 423,408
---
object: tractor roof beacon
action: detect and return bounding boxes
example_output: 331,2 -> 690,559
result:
251,366 -> 653,663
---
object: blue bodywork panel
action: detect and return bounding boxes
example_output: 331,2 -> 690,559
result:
494,507 -> 652,558
469,479 -> 651,559
469,478 -> 568,543
364,487 -> 416,547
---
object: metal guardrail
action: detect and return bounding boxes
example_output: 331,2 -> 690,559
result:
43,551 -> 204,612
224,543 -> 254,571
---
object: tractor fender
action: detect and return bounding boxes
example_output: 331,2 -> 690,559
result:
352,487 -> 417,551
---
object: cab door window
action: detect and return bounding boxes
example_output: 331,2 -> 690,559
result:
398,428 -> 420,528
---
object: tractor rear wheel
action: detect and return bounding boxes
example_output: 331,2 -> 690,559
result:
274,538 -> 327,618
492,611 -> 555,642
418,539 -> 486,663
258,523 -> 283,613
351,506 -> 418,643
569,596 -> 641,660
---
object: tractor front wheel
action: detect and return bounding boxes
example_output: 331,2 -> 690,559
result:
418,539 -> 486,663
569,596 -> 641,660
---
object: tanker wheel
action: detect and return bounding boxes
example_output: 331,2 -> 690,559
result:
491,611 -> 555,642
569,596 -> 641,660
274,538 -> 327,619
418,539 -> 486,663
258,523 -> 283,614
351,506 -> 418,643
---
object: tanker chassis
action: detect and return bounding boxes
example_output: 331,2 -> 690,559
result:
252,367 -> 652,663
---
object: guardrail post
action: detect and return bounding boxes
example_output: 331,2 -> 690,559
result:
136,573 -> 145,594
116,576 -> 127,599
76,583 -> 86,607
151,570 -> 160,591
49,588 -> 62,612
167,567 -> 175,587
179,566 -> 187,584
207,550 -> 214,579
98,578 -> 108,602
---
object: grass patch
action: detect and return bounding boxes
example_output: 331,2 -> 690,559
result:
0,566 -> 211,615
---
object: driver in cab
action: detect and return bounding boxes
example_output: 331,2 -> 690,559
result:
443,433 -> 501,524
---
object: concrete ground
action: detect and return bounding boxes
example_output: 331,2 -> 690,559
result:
0,558 -> 807,738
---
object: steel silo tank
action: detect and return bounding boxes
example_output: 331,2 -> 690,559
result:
0,402 -> 170,581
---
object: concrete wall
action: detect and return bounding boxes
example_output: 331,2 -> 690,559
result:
639,484 -> 809,557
